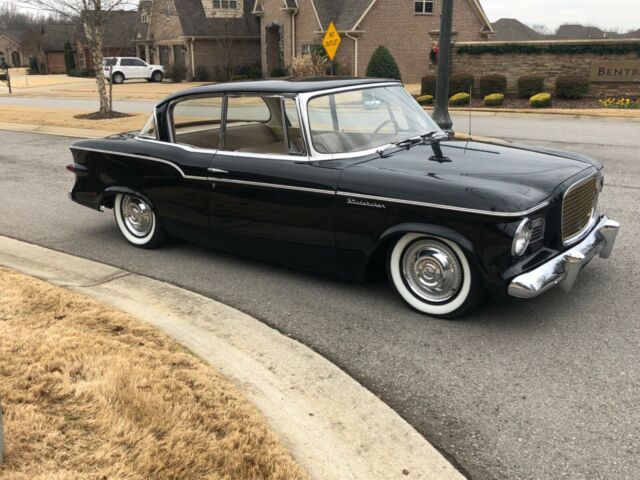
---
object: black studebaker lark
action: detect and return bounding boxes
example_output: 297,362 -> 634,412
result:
67,78 -> 619,318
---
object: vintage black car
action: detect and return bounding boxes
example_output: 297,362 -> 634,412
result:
67,78 -> 619,318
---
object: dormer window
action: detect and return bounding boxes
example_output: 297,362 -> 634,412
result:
214,0 -> 237,8
415,0 -> 434,14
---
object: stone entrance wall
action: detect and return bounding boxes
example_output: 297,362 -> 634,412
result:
450,39 -> 640,98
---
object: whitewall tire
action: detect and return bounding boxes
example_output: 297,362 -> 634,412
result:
387,233 -> 484,318
114,193 -> 165,249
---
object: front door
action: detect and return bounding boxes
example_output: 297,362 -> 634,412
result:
208,94 -> 339,274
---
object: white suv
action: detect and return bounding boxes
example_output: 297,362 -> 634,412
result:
103,57 -> 164,84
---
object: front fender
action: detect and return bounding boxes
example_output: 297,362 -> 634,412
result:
378,223 -> 477,258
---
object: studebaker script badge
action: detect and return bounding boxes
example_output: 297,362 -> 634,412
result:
347,197 -> 386,209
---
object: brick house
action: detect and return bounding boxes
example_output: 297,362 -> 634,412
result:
135,0 -> 260,80
252,0 -> 494,83
0,30 -> 25,67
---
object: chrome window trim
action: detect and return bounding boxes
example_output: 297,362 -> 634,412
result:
562,173 -> 600,246
337,191 -> 550,218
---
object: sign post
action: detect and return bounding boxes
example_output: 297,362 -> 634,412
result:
322,22 -> 341,76
432,0 -> 454,130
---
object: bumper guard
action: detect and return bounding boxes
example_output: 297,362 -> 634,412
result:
508,215 -> 620,299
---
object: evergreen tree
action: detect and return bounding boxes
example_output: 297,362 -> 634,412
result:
365,46 -> 401,81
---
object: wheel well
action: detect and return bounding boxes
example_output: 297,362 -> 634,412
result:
364,235 -> 397,281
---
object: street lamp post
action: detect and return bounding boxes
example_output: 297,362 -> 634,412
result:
432,0 -> 454,130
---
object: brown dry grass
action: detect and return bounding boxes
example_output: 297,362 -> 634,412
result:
0,268 -> 309,480
0,105 -> 147,132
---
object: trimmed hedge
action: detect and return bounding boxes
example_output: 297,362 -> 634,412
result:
479,74 -> 507,97
270,67 -> 288,78
450,92 -> 471,106
457,43 -> 640,56
421,75 -> 437,96
517,75 -> 544,99
530,93 -> 552,108
416,95 -> 434,106
450,73 -> 474,95
555,75 -> 589,99
166,63 -> 187,83
68,69 -> 93,77
366,45 -> 402,81
484,93 -> 504,106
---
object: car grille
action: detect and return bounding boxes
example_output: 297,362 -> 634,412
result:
562,176 -> 598,244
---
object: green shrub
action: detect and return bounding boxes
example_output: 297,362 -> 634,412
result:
28,56 -> 40,74
449,92 -> 471,106
479,74 -> 507,97
529,92 -> 552,108
518,75 -> 544,99
270,66 -> 288,78
484,93 -> 504,106
366,46 -> 402,81
166,63 -> 187,83
421,75 -> 437,96
416,95 -> 434,106
63,41 -> 76,74
68,69 -> 93,77
450,73 -> 474,95
194,65 -> 210,81
555,75 -> 589,99
248,65 -> 262,79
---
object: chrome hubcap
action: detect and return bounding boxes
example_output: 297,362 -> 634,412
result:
402,239 -> 462,303
121,196 -> 153,237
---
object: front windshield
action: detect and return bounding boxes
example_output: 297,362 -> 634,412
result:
307,85 -> 440,154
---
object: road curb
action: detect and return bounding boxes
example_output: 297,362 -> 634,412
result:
0,235 -> 465,480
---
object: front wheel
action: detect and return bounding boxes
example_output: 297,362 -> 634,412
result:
387,233 -> 484,319
151,70 -> 163,82
114,193 -> 166,249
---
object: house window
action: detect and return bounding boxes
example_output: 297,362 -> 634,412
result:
141,12 -> 149,23
79,51 -> 85,68
213,0 -> 237,8
415,0 -> 434,14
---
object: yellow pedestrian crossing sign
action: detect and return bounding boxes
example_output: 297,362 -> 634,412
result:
322,22 -> 341,61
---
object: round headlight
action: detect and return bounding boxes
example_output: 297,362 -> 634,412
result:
512,218 -> 533,257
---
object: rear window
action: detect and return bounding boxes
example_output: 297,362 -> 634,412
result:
102,58 -> 118,67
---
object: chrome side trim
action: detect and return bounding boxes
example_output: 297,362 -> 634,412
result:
135,136 -> 219,154
336,191 -> 550,218
71,145 -> 550,216
70,146 -> 210,181
508,215 -> 619,299
208,176 -> 335,195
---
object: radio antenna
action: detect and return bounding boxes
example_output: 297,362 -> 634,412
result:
465,83 -> 472,152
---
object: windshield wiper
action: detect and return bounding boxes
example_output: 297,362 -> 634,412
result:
377,131 -> 446,157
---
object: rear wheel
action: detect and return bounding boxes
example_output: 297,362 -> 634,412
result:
387,233 -> 484,319
112,72 -> 125,84
114,193 -> 166,248
151,70 -> 163,82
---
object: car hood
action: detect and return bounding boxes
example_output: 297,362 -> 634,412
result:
339,139 -> 598,214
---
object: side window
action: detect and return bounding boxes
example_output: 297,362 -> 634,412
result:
224,96 -> 286,155
121,58 -> 133,66
131,59 -> 146,66
172,95 -> 223,149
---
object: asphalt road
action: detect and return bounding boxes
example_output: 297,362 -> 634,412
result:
0,114 -> 638,480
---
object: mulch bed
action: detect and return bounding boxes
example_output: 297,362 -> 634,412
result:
74,111 -> 133,120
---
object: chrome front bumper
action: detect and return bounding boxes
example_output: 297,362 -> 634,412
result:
508,215 -> 620,299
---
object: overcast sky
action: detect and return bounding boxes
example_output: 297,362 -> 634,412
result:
481,0 -> 639,32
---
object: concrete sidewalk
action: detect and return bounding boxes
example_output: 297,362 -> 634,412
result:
0,235 -> 465,480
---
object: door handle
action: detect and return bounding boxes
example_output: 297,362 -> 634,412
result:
207,167 -> 228,174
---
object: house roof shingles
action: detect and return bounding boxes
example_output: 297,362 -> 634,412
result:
0,29 -> 26,45
313,0 -> 372,30
174,0 -> 259,37
491,18 -> 542,41
41,23 -> 76,51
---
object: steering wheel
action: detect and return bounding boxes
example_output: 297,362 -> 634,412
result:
373,119 -> 397,135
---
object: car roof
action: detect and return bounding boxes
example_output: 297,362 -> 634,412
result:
158,77 -> 401,104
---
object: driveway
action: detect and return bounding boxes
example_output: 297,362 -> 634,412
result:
0,114 -> 637,480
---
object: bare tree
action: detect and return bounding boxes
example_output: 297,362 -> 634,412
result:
215,18 -> 239,81
528,23 -> 552,35
23,0 -> 134,114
